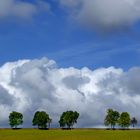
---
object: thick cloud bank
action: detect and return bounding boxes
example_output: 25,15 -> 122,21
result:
0,57 -> 140,127
60,0 -> 140,31
0,0 -> 50,20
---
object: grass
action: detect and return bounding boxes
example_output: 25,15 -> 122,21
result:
0,129 -> 140,140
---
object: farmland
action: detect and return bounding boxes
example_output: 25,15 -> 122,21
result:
0,129 -> 140,140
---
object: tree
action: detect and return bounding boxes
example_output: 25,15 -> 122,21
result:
48,118 -> 52,129
32,111 -> 51,129
9,111 -> 23,129
104,109 -> 120,129
59,111 -> 79,129
131,117 -> 137,128
118,112 -> 131,129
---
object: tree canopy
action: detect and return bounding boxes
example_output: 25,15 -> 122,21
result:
32,111 -> 51,129
104,109 -> 120,129
9,111 -> 23,128
131,117 -> 137,128
118,112 -> 131,129
59,111 -> 79,129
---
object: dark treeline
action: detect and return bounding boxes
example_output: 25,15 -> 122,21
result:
8,109 -> 137,129
8,110 -> 79,129
104,109 -> 138,129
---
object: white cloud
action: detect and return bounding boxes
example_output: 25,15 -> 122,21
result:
59,0 -> 140,31
59,0 -> 81,8
0,57 -> 140,127
0,0 -> 50,20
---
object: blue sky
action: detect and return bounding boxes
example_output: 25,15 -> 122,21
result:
1,0 -> 140,128
0,0 -> 140,70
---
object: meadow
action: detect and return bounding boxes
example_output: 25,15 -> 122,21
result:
0,129 -> 140,140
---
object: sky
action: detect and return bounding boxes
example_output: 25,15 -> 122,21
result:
0,0 -> 140,128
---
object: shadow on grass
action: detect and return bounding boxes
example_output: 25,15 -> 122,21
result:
12,128 -> 22,130
38,128 -> 49,130
61,128 -> 74,130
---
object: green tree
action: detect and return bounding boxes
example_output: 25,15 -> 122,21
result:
104,109 -> 120,129
131,117 -> 137,128
9,111 -> 23,128
32,111 -> 51,129
59,111 -> 79,129
118,112 -> 131,129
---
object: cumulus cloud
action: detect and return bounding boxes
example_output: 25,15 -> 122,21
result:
0,0 -> 50,20
59,0 -> 140,32
0,57 -> 140,127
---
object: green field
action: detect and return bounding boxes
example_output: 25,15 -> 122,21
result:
0,129 -> 140,140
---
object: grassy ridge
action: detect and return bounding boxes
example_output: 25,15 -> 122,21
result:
0,129 -> 140,140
